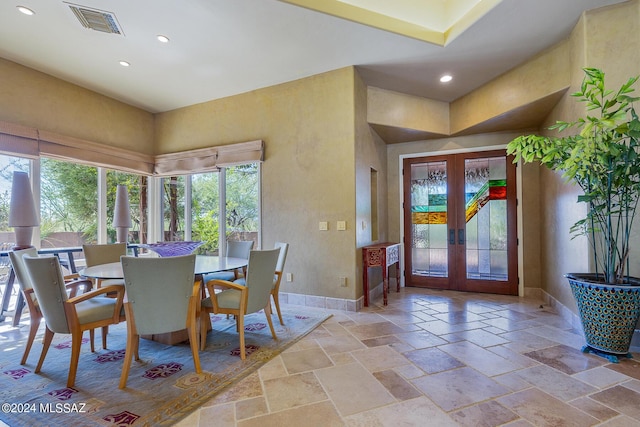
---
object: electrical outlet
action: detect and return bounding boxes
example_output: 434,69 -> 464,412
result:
339,277 -> 348,287
286,273 -> 293,282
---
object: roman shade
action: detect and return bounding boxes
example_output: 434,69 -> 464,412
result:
153,140 -> 264,176
38,130 -> 155,175
0,121 -> 39,158
0,120 -> 263,175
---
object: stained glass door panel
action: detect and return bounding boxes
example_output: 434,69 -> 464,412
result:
404,157 -> 455,289
464,157 -> 508,280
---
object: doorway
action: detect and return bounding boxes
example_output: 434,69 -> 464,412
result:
402,150 -> 518,295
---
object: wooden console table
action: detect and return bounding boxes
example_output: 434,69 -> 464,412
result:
362,242 -> 401,306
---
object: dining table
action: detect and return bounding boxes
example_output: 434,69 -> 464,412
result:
79,255 -> 248,345
79,255 -> 247,281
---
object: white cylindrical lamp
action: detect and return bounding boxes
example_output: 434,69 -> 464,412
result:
8,171 -> 39,250
113,184 -> 132,244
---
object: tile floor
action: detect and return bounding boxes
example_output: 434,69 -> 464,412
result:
174,287 -> 640,427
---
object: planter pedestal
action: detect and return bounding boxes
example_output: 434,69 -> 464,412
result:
567,273 -> 640,363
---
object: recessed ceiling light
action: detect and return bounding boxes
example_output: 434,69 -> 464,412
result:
119,60 -> 130,67
17,6 -> 35,15
157,35 -> 170,43
440,75 -> 453,83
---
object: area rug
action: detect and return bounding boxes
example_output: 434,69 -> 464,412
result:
0,307 -> 331,427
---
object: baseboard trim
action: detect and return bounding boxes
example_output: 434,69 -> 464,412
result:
279,282 -> 386,312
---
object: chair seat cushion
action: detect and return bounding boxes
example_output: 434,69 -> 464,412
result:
233,275 -> 277,288
203,271 -> 236,282
100,279 -> 125,287
75,297 -> 119,324
202,288 -> 242,310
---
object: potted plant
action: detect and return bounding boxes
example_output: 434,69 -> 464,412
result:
507,68 -> 640,362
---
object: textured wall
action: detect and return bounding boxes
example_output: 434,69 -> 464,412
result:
156,68 -> 359,300
0,58 -> 154,153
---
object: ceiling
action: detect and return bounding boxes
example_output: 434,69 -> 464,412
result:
0,0 -> 628,115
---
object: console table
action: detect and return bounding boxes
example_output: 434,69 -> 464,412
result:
362,242 -> 401,306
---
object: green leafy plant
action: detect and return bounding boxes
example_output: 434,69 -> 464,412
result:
507,68 -> 640,284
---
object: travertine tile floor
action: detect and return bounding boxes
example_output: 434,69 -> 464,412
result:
175,287 -> 640,427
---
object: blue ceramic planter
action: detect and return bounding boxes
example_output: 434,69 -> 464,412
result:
567,273 -> 640,362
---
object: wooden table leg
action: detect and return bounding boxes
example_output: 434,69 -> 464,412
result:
363,263 -> 369,307
383,269 -> 388,306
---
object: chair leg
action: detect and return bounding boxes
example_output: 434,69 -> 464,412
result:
101,325 -> 109,349
120,303 -> 139,388
187,325 -> 202,373
35,327 -> 54,373
20,313 -> 41,365
119,334 -> 138,389
271,291 -> 284,326
199,311 -> 212,351
238,313 -> 246,360
67,330 -> 82,388
264,303 -> 278,341
89,329 -> 95,352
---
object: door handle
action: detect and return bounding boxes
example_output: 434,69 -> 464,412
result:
449,229 -> 455,245
458,229 -> 465,245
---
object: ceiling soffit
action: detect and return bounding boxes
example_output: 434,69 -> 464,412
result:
278,0 -> 504,45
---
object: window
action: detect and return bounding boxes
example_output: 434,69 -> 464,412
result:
40,158 -> 98,246
225,164 -> 259,249
191,171 -> 220,254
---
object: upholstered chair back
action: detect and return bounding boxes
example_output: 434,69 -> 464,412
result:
227,240 -> 254,259
8,247 -> 39,304
82,243 -> 127,267
274,242 -> 289,274
23,255 -> 71,333
121,254 -> 197,335
244,249 -> 279,314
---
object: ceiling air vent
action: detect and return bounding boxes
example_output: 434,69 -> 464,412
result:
67,3 -> 124,35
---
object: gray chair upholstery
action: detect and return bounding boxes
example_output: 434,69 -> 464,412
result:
235,241 -> 289,325
9,248 -> 91,365
82,243 -> 127,288
204,240 -> 254,283
23,255 -> 124,387
119,254 -> 202,388
200,248 -> 280,359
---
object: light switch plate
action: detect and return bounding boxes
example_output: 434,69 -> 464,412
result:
337,221 -> 346,231
319,221 -> 328,231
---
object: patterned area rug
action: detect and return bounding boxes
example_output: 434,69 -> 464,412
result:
0,307 -> 331,426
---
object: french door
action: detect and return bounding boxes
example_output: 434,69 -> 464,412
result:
403,150 -> 518,295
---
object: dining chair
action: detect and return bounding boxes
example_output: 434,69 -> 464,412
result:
200,248 -> 280,359
119,254 -> 201,388
82,243 -> 127,289
204,240 -> 254,283
23,255 -> 124,387
235,242 -> 289,325
9,248 -> 92,365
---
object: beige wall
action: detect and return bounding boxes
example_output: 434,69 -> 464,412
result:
0,58 -> 154,154
156,67 -> 360,300
450,41 -> 571,134
367,87 -> 449,135
355,70 -> 389,299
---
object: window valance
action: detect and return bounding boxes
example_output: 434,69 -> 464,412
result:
153,140 -> 264,176
38,130 -> 155,175
0,120 -> 264,175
